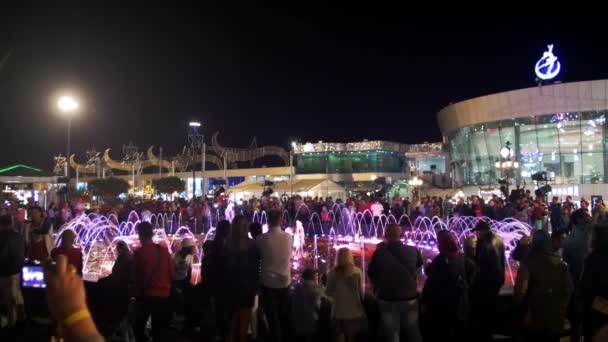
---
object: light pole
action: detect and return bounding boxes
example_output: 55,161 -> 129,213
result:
495,141 -> 519,198
57,95 -> 79,178
290,141 -> 296,196
188,121 -> 204,200
408,176 -> 423,202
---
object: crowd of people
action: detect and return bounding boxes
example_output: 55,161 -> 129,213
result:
0,189 -> 608,341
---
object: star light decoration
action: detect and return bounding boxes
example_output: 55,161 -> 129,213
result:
292,140 -> 443,157
53,155 -> 67,176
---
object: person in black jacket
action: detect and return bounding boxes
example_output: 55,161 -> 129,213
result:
224,215 -> 260,342
208,219 -> 232,340
0,214 -> 25,327
471,221 -> 506,342
422,230 -> 476,341
581,224 -> 608,341
368,223 -> 423,342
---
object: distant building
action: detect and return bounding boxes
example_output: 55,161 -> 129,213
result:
438,79 -> 608,199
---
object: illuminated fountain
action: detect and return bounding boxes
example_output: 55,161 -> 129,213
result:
56,204 -> 531,289
253,204 -> 532,287
55,211 -> 203,282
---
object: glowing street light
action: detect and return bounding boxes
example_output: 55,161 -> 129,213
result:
57,95 -> 79,113
408,176 -> 423,187
408,176 -> 423,202
56,94 -> 80,179
496,141 -> 519,198
187,120 -> 205,199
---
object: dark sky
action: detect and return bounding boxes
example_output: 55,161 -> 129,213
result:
1,7 -> 607,171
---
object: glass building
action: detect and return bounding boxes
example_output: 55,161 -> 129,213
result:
438,80 -> 608,187
293,141 -> 447,179
449,111 -> 606,185
296,150 -> 405,174
293,141 -> 408,174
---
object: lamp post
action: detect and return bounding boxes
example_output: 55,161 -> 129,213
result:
495,141 -> 519,198
188,121 -> 204,200
290,141 -> 296,196
408,176 -> 423,202
57,95 -> 79,178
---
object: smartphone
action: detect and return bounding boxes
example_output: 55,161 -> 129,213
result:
22,265 -> 46,288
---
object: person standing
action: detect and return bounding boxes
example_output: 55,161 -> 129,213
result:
327,248 -> 366,342
133,221 -> 174,342
171,238 -> 195,329
256,210 -> 292,342
580,224 -> 608,341
549,196 -> 563,232
97,240 -> 133,337
368,223 -> 423,342
291,268 -> 325,342
225,215 -> 260,342
563,210 -> 594,283
23,206 -> 53,262
0,214 -> 25,327
514,230 -> 573,342
422,230 -> 476,341
471,221 -> 506,342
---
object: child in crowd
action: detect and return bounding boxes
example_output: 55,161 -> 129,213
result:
291,268 -> 326,342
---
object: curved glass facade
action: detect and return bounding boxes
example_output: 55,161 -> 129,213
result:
450,110 -> 607,185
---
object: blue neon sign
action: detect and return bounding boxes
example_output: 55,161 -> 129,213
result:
535,44 -> 561,80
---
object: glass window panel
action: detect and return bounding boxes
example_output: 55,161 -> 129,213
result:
471,125 -> 488,158
498,119 -> 515,148
516,117 -> 539,164
536,114 -> 561,155
297,154 -> 327,174
540,152 -> 563,184
351,152 -> 370,173
581,112 -> 604,152
560,153 -> 582,184
582,152 -> 603,184
452,128 -> 472,162
485,122 -> 501,159
558,112 -> 582,154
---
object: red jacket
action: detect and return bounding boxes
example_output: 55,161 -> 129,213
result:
134,242 -> 174,297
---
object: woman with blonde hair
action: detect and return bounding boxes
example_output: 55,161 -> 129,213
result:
327,247 -> 366,342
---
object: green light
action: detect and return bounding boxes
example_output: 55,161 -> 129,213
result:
0,164 -> 43,174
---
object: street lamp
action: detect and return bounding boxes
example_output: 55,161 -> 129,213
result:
290,141 -> 297,196
495,141 -> 519,198
57,95 -> 79,178
188,121 -> 205,200
408,176 -> 423,201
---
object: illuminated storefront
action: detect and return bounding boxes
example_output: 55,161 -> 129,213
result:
438,79 -> 608,193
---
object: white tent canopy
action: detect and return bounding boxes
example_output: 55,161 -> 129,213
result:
228,179 -> 346,200
274,179 -> 346,199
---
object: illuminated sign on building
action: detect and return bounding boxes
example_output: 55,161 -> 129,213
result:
535,44 -> 561,80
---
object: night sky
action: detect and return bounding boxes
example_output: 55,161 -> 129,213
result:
1,7 -> 607,171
